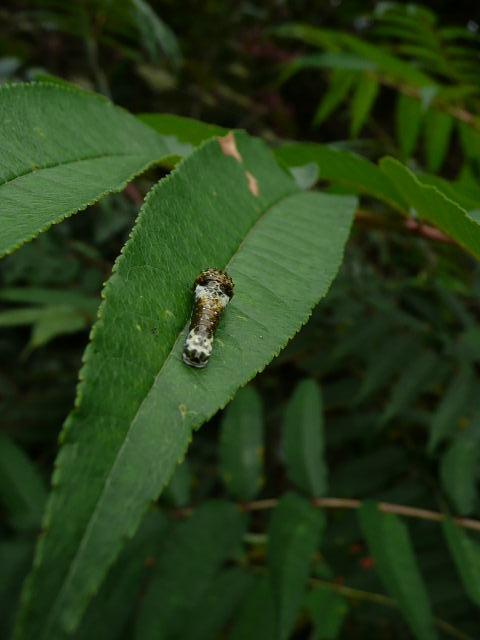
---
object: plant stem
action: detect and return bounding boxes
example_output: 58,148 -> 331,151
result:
177,497 -> 480,533
311,578 -> 473,640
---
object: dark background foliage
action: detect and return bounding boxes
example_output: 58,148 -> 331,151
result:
1,2 -> 480,639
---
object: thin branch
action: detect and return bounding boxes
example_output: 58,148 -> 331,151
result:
245,497 -> 480,534
355,209 -> 455,246
311,578 -> 473,640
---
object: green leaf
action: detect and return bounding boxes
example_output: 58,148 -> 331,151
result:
16,132 -> 356,639
230,575 -> 275,640
313,70 -> 355,126
74,512 -> 168,640
0,83 -> 185,258
219,385 -> 264,501
276,143 -> 406,211
163,460 -> 192,508
356,334 -> 420,403
424,110 -> 453,173
139,113 -> 227,147
0,287 -> 98,314
0,541 -> 34,640
381,350 -> 438,425
440,436 -> 478,515
350,73 -> 379,137
395,93 -> 423,158
428,365 -> 474,453
282,379 -> 327,497
306,586 -> 348,640
380,157 -> 480,259
282,53 -> 376,82
359,502 -> 438,640
131,0 -> 182,67
0,433 -> 47,531
442,518 -> 480,608
182,568 -> 253,640
268,493 -> 325,640
135,501 -> 245,640
340,33 -> 433,86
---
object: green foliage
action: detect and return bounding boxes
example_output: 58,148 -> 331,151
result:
440,436 -> 479,515
305,587 -> 348,640
1,2 -> 480,639
268,493 -> 325,640
0,433 -> 46,531
359,503 -> 438,640
135,502 -> 245,640
0,83 -> 185,258
13,132 -> 355,639
443,519 -> 480,608
219,385 -> 264,501
282,379 -> 327,497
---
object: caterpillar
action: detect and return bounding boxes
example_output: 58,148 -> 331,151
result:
182,268 -> 234,369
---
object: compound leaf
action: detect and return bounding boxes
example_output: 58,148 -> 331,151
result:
15,132 -> 356,639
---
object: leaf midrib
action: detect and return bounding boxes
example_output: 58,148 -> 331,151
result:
40,182 -> 299,638
0,151 -> 156,189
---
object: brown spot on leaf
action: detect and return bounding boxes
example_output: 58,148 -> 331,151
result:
219,132 -> 242,163
245,171 -> 259,197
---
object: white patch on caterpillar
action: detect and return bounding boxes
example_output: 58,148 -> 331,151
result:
182,330 -> 213,368
182,269 -> 234,369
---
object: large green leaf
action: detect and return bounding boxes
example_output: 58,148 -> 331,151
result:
219,385 -> 264,501
380,157 -> 480,259
276,143 -> 406,211
268,493 -> 325,640
359,503 -> 438,640
0,83 -> 186,258
74,512 -> 168,640
135,502 -> 246,640
15,132 -> 356,639
139,113 -> 227,147
282,379 -> 327,497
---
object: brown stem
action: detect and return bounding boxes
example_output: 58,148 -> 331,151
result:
311,578 -> 473,640
176,497 -> 480,533
355,209 -> 454,245
249,497 -> 480,533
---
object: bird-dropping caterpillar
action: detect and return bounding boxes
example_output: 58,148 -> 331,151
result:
182,268 -> 234,368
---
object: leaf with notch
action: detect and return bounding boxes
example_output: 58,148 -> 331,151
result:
0,83 -> 187,258
380,157 -> 480,259
15,132 -> 356,640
